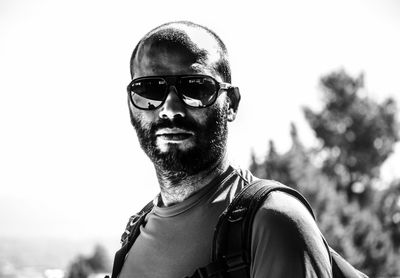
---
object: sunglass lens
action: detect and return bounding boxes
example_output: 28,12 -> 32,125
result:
130,78 -> 166,109
179,77 -> 218,107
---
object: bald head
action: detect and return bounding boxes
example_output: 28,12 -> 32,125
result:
130,21 -> 231,83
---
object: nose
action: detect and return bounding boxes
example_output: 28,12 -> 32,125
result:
158,86 -> 186,119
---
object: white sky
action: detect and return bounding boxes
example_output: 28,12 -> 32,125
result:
0,0 -> 399,240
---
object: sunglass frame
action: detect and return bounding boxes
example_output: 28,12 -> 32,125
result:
127,74 -> 232,110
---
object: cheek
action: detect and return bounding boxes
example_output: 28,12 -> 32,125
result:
129,103 -> 157,127
189,110 -> 207,126
211,95 -> 229,116
190,100 -> 227,128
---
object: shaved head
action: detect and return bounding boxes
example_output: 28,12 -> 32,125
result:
127,21 -> 241,180
130,21 -> 231,83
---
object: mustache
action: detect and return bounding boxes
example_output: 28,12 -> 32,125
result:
149,117 -> 199,134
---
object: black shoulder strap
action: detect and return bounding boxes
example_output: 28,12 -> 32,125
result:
120,200 -> 154,245
212,179 -> 314,278
110,200 -> 154,278
187,179 -> 299,278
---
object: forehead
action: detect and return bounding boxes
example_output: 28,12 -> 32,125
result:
132,36 -> 222,81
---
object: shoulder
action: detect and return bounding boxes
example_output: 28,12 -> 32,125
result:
256,190 -> 317,233
251,189 -> 332,277
253,190 -> 328,254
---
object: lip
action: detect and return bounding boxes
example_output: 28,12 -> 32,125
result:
155,128 -> 195,136
155,128 -> 195,141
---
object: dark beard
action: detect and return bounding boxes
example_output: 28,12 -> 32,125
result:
129,104 -> 228,179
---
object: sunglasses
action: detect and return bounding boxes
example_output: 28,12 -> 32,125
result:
127,75 -> 233,110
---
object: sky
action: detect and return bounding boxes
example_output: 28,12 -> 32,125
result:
0,0 -> 399,241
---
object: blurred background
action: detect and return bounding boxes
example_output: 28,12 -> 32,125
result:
1,0 -> 399,277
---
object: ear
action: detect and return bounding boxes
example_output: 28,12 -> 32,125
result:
227,87 -> 241,122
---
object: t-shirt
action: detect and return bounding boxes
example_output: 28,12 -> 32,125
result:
118,166 -> 332,278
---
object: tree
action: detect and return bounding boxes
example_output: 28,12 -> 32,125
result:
250,70 -> 400,277
66,244 -> 111,278
67,255 -> 92,278
303,70 -> 399,204
377,180 -> 400,249
86,245 -> 110,273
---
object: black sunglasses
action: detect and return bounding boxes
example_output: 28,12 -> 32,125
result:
127,75 -> 233,110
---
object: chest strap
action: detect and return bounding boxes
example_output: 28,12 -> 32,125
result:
110,200 -> 154,278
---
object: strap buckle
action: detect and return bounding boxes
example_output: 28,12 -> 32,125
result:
224,252 -> 248,273
228,208 -> 247,222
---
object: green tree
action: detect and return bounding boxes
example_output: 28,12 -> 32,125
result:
251,70 -> 400,277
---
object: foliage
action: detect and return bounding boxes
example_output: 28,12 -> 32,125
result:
66,244 -> 111,278
250,70 -> 400,277
304,70 -> 399,204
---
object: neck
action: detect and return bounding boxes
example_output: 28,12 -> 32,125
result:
155,156 -> 229,207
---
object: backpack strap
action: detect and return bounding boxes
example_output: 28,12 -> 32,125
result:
186,179 -> 304,278
110,200 -> 154,278
212,179 -> 315,278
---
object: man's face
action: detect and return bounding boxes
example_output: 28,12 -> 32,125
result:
128,42 -> 230,175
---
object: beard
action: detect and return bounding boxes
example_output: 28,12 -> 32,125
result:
129,104 -> 228,178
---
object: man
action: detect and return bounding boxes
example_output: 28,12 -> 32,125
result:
115,21 -> 332,277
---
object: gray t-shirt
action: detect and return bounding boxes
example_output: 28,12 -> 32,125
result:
118,166 -> 331,278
